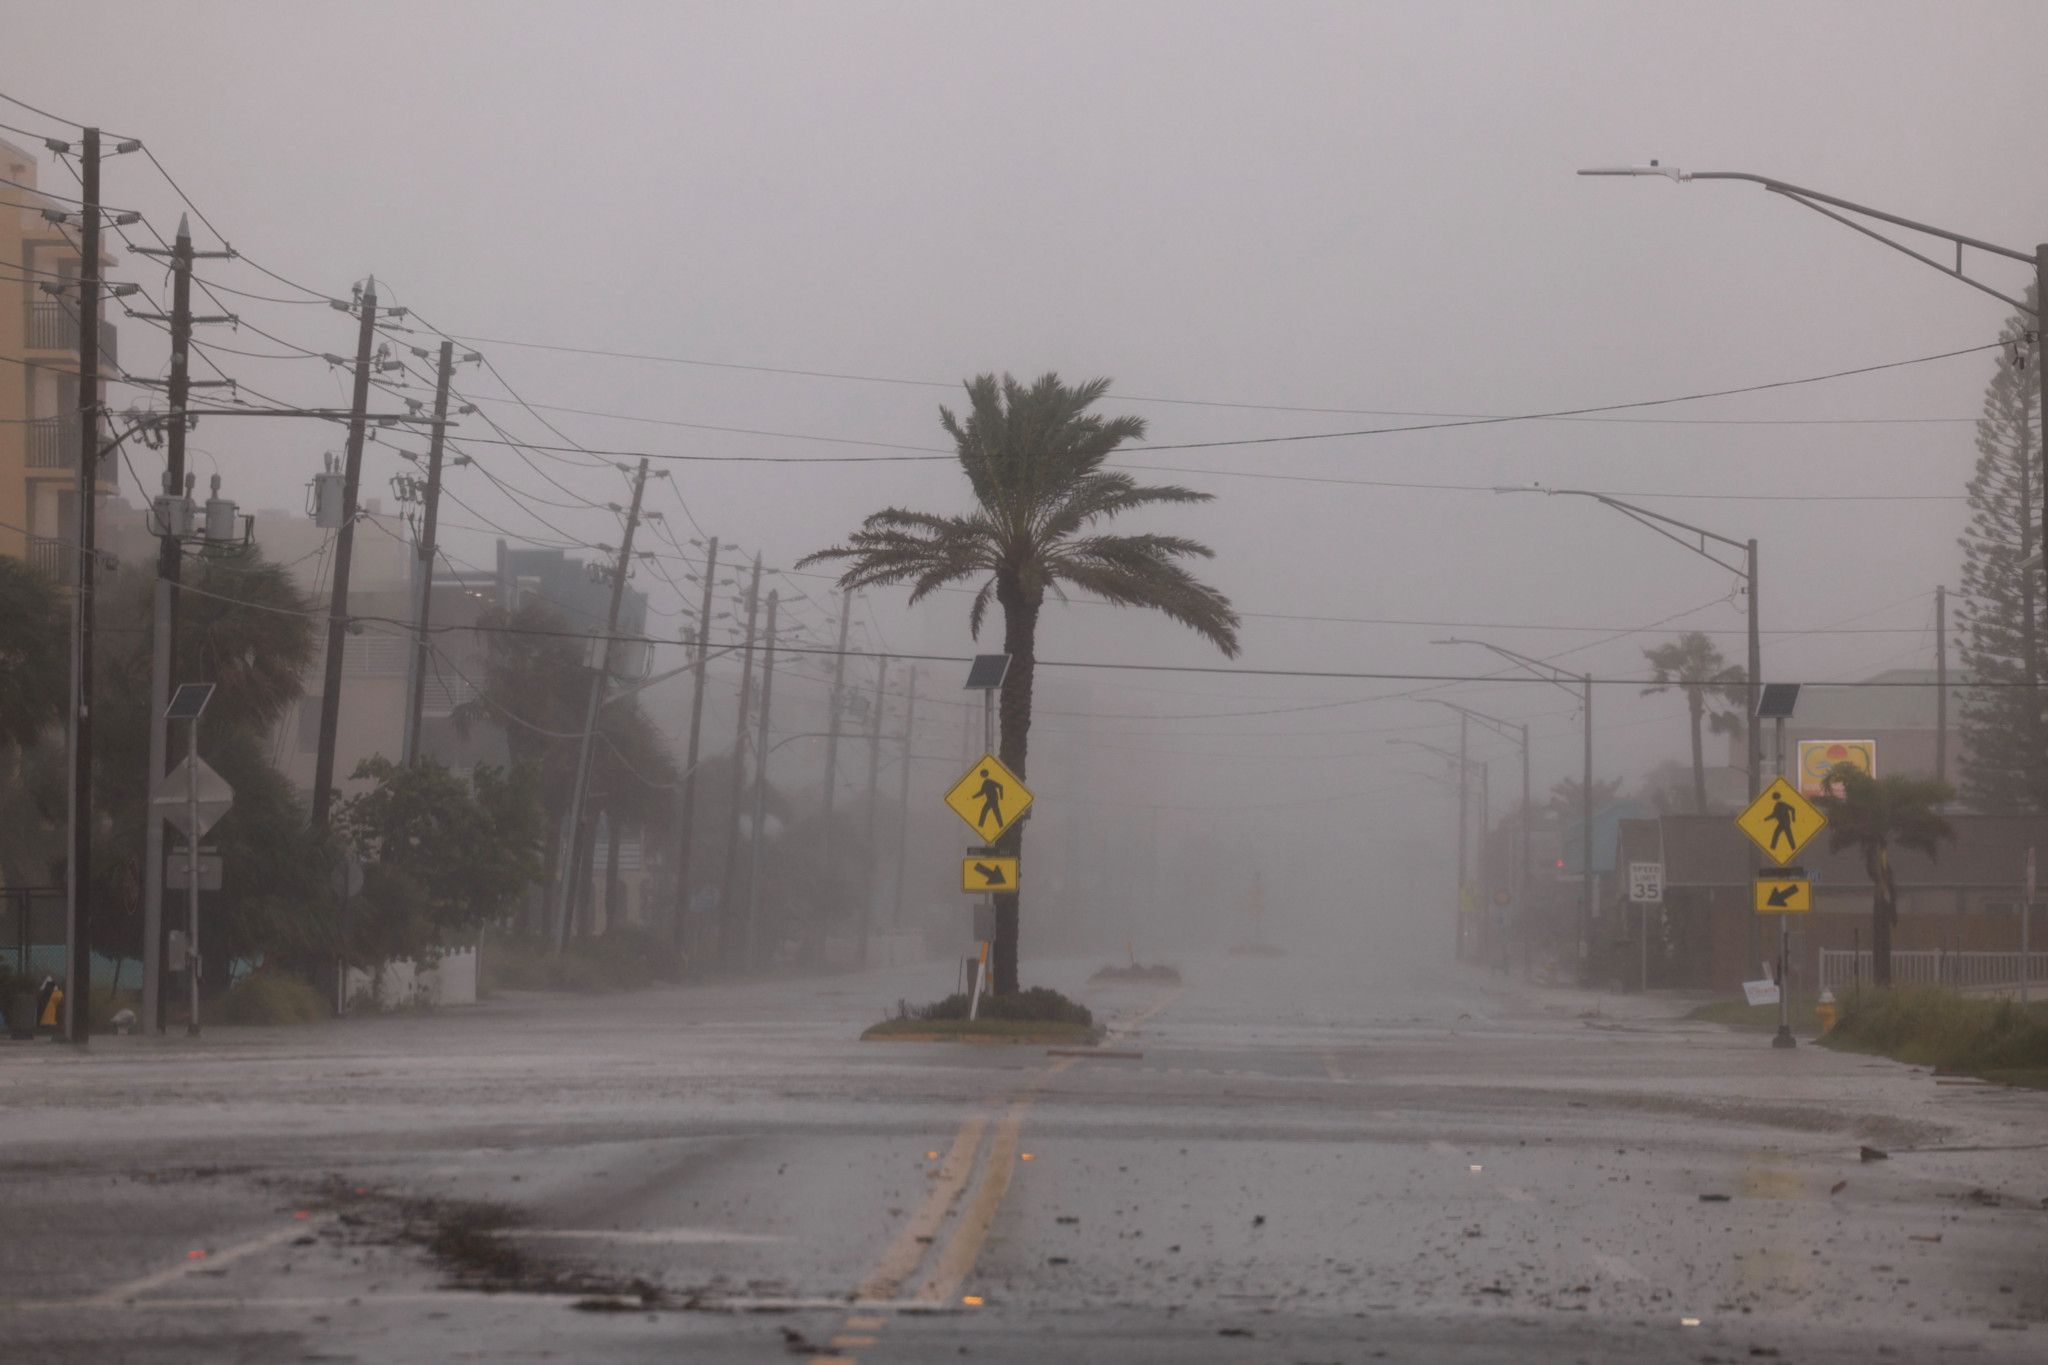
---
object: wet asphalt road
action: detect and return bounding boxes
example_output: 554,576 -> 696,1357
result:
2,945 -> 2045,1363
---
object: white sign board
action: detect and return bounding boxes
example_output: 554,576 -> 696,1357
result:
1627,861 -> 1664,904
1742,978 -> 1781,1008
150,756 -> 234,840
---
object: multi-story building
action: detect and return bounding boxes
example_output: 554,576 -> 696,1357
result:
1,135 -> 118,577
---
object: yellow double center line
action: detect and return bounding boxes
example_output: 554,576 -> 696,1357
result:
817,988 -> 1173,1360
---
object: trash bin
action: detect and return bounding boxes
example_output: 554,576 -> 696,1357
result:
6,991 -> 35,1040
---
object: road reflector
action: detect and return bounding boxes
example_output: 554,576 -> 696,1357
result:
960,855 -> 1020,893
1734,777 -> 1826,866
944,754 -> 1033,841
1753,876 -> 1812,914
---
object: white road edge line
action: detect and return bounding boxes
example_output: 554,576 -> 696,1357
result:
86,1220 -> 323,1307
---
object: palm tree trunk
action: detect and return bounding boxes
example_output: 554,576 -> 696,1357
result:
991,584 -> 1041,996
1688,690 -> 1707,814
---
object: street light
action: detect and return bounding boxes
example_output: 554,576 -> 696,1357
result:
1426,699 -> 1532,970
1389,735 -> 1480,956
1435,638 -> 1596,979
1579,161 -> 2044,585
1495,485 -> 1760,804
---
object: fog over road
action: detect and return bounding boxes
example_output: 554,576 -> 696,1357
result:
3,949 -> 2043,1363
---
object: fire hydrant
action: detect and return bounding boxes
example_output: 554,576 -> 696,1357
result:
1815,988 -> 1837,1035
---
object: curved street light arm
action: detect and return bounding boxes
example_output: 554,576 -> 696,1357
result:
1579,164 -> 2037,311
1434,636 -> 1583,698
1423,698 -> 1524,747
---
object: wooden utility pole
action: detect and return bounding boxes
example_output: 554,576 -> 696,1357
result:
718,556 -> 763,970
309,278 -> 380,831
401,340 -> 458,767
818,592 -> 853,912
61,127 -> 101,1044
670,536 -> 719,967
860,655 -> 887,966
553,458 -> 652,952
891,666 -> 917,928
743,590 -> 780,971
132,213 -> 231,1032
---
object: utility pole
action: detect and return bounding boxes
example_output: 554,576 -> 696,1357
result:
401,340 -> 457,768
309,277 -> 380,831
132,212 -> 230,1033
891,666 -> 917,928
1581,673 -> 1595,976
1935,583 -> 1948,788
61,127 -> 101,1045
860,655 -> 889,966
670,536 -> 719,968
719,556 -> 764,970
1455,711 -> 1468,960
818,591 -> 853,914
744,590 -> 780,971
553,458 -> 651,952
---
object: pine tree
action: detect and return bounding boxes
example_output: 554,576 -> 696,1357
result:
1956,285 -> 2044,812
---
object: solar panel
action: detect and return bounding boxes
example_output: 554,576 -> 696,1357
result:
164,682 -> 216,722
963,654 -> 1010,690
1754,682 -> 1801,720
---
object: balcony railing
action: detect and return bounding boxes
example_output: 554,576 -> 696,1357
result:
26,537 -> 73,586
26,416 -> 78,469
25,301 -> 117,369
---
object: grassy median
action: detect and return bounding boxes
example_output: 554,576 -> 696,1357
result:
863,985 -> 1100,1044
1820,986 -> 2048,1087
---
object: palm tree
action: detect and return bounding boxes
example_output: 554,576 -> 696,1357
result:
802,372 -> 1240,993
1812,762 -> 1953,986
1640,632 -> 1747,813
1547,775 -> 1622,815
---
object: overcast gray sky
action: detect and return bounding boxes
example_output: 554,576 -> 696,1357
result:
9,0 -> 2044,949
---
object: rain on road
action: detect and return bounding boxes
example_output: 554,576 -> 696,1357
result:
3,951 -> 2043,1363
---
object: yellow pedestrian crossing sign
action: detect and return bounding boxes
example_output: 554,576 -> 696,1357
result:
1735,777 -> 1826,866
962,856 -> 1020,893
944,754 -> 1033,842
1753,877 -> 1812,914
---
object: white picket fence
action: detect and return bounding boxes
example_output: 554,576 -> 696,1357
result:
1819,948 -> 2048,995
342,945 -> 478,1010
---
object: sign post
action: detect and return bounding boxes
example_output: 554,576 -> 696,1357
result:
1741,684 -> 1821,1051
1627,862 -> 1662,993
155,683 -> 224,1037
2025,847 -> 2035,1007
957,655 -> 1014,1020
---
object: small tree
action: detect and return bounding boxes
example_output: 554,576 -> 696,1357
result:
1641,632 -> 1747,812
1812,762 -> 1953,986
334,758 -> 543,965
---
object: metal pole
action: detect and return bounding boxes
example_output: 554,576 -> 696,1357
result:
185,716 -> 201,1036
1773,715 -> 1795,1049
61,127 -> 102,1045
402,340 -> 456,768
309,278 -> 379,831
744,591 -> 779,971
553,458 -> 651,952
970,684 -> 994,1021
718,557 -> 763,970
1934,584 -> 1948,786
892,666 -> 917,928
1581,674 -> 1594,979
2036,246 -> 2047,632
670,537 -> 718,967
1747,537 -> 1765,991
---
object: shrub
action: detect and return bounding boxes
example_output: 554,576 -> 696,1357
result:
904,986 -> 1091,1026
480,925 -> 668,995
1826,985 -> 2048,1074
221,972 -> 329,1025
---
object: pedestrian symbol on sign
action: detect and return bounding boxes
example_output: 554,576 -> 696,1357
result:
974,767 -> 1006,832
